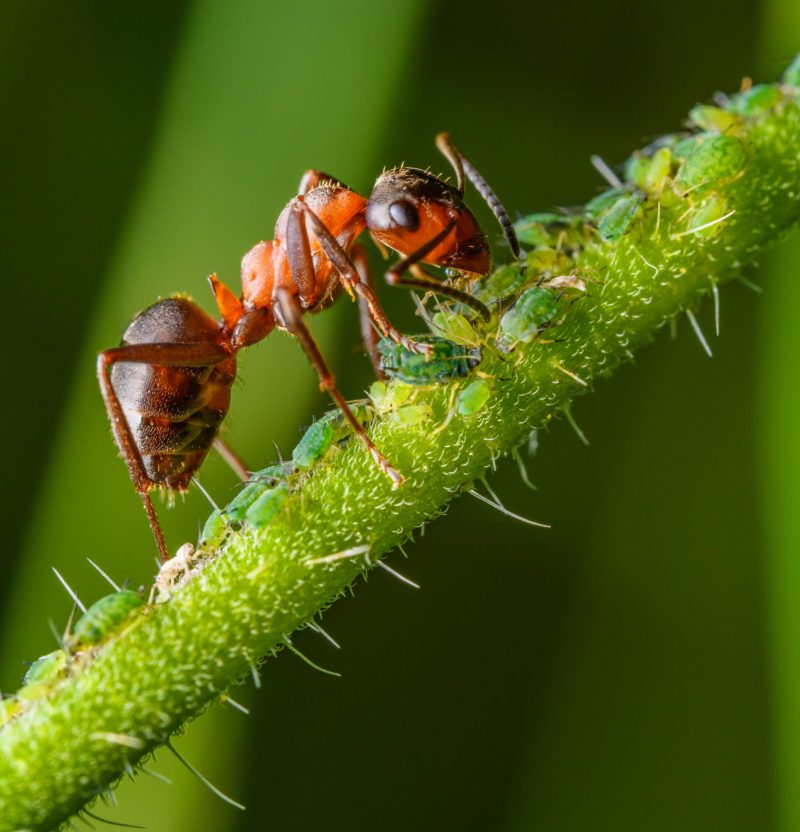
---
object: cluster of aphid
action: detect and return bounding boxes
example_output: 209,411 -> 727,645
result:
1,585 -> 144,730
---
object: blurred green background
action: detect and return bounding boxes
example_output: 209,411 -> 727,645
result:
1,1 -> 798,829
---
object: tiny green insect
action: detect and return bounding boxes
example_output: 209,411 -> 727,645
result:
597,192 -> 644,242
245,483 -> 289,528
292,405 -> 369,469
378,335 -> 482,385
585,187 -> 628,221
69,590 -> 144,649
688,104 -> 739,133
470,262 -> 527,307
368,380 -> 414,414
199,508 -> 228,550
675,135 -> 746,192
730,84 -> 782,117
22,650 -> 68,687
0,697 -> 21,727
456,379 -> 492,416
497,286 -> 561,348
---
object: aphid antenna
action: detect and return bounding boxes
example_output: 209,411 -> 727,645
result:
711,283 -> 721,336
282,637 -> 342,677
562,405 -> 590,446
86,558 -> 121,592
166,739 -> 246,811
467,488 -> 550,529
375,559 -> 420,589
685,309 -> 713,357
191,476 -> 222,513
590,154 -> 623,188
308,620 -> 341,650
220,692 -> 250,715
81,808 -> 145,830
52,568 -> 88,614
511,447 -> 538,492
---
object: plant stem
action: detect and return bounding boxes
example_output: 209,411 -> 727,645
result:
2,66 -> 799,831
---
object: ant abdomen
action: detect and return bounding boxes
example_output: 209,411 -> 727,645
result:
108,297 -> 236,491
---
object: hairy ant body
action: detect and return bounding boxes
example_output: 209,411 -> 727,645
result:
98,134 -> 519,562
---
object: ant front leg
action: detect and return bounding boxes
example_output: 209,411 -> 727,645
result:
274,286 -> 404,487
383,218 -> 492,322
435,132 -> 521,259
286,198 -> 425,355
97,341 -> 230,562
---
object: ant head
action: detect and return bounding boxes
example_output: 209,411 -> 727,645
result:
366,168 -> 490,276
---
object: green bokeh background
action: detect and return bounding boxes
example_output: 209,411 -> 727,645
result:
1,1 -> 798,829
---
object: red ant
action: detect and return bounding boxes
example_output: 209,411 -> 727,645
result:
97,134 -> 520,562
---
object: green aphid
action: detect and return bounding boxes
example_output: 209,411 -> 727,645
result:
626,148 -> 673,192
292,406 -> 369,469
22,650 -> 67,686
390,404 -> 432,426
730,84 -> 782,117
675,135 -> 746,192
525,248 -> 572,277
673,135 -> 701,160
431,311 -> 477,346
199,508 -> 228,550
686,194 -> 732,238
456,379 -> 492,416
513,212 -> 566,246
245,483 -> 289,529
378,335 -> 482,385
368,380 -> 414,414
498,286 -> 561,347
69,590 -> 144,649
597,192 -> 644,242
471,263 -> 527,306
585,187 -> 628,221
688,104 -> 739,133
251,463 -> 293,482
784,55 -> 800,87
0,697 -> 20,727
225,480 -> 270,524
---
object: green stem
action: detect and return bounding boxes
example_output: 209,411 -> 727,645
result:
2,66 -> 799,831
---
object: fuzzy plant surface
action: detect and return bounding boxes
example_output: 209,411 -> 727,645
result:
2,61 -> 800,831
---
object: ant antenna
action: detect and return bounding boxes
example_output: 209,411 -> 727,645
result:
375,560 -> 420,589
86,558 -> 121,591
166,739 -> 245,811
283,637 -> 341,677
590,154 -> 623,188
466,488 -> 550,528
52,568 -> 88,614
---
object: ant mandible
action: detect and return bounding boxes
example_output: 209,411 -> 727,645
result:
97,134 -> 520,562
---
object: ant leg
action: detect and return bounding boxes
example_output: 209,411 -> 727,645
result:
386,263 -> 491,322
435,132 -> 520,258
274,286 -> 404,487
213,437 -> 250,481
352,244 -> 385,379
97,341 -> 230,563
298,170 -> 347,195
286,198 -> 423,354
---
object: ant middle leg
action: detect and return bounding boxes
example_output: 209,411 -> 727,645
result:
274,286 -> 404,487
352,244 -> 385,379
435,132 -> 520,258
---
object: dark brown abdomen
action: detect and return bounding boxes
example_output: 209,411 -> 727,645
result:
110,297 -> 236,491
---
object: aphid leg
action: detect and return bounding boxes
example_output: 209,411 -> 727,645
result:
435,132 -> 521,258
97,342 -> 228,563
352,244 -> 386,379
287,198 -> 426,355
274,287 -> 404,487
212,437 -> 250,481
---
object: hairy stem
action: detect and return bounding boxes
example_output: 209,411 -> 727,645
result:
2,65 -> 800,831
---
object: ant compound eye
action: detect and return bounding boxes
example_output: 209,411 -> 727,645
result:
388,200 -> 420,231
